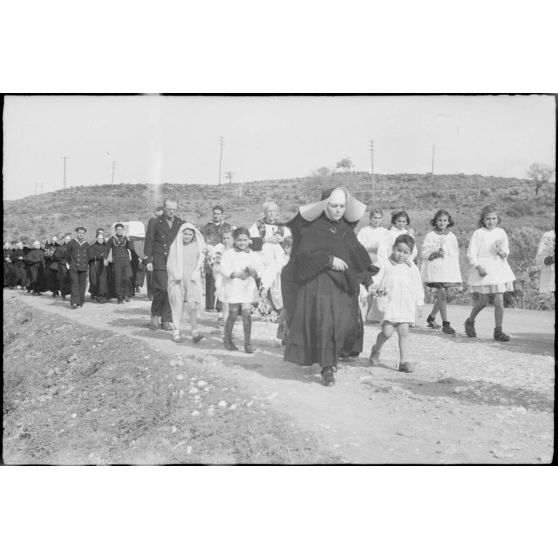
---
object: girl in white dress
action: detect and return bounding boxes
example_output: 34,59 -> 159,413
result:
420,209 -> 462,334
377,210 -> 418,263
212,229 -> 235,326
368,234 -> 424,373
357,208 -> 389,321
167,223 -> 206,343
535,229 -> 555,295
220,227 -> 262,353
464,205 -> 516,342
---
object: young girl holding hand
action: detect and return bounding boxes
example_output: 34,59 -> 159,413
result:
369,234 -> 424,373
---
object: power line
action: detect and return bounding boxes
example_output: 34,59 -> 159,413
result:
62,156 -> 69,189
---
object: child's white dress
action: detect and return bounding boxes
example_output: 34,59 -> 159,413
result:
372,258 -> 424,324
467,227 -> 516,293
535,230 -> 555,293
219,248 -> 261,304
420,230 -> 462,287
377,226 -> 418,263
357,225 -> 389,264
260,250 -> 289,309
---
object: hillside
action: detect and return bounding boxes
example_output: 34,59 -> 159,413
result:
3,172 -> 555,309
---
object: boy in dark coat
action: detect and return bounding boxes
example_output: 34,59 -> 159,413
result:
66,227 -> 90,308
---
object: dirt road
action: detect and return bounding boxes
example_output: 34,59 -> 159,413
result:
4,288 -> 555,463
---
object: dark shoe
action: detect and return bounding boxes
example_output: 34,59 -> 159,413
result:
117,299 -> 123,305
398,361 -> 414,373
427,315 -> 441,329
442,321 -> 455,335
276,323 -> 285,340
223,337 -> 239,351
71,304 -> 78,310
369,345 -> 381,366
61,295 -> 66,300
161,322 -> 174,332
464,318 -> 476,338
244,344 -> 256,353
192,333 -> 204,344
493,327 -> 510,342
124,297 -> 130,302
321,367 -> 336,387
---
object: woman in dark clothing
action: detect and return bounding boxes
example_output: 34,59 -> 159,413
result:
4,242 -> 15,287
44,235 -> 60,296
88,232 -> 109,302
282,187 -> 377,387
52,233 -> 72,299
25,241 -> 46,295
11,241 -> 28,289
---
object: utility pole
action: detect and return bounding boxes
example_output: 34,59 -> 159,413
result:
371,140 -> 375,201
218,136 -> 224,187
111,160 -> 116,186
62,156 -> 69,189
431,144 -> 435,187
34,182 -> 38,196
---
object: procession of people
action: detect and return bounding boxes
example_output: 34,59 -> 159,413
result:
3,190 -> 555,387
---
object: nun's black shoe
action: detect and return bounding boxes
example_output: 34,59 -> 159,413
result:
321,367 -> 336,387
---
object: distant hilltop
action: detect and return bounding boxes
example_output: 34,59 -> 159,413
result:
3,172 -> 555,243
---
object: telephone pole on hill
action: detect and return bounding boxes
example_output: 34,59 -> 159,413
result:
218,136 -> 224,187
369,139 -> 376,207
111,160 -> 116,186
431,144 -> 435,187
62,156 -> 69,189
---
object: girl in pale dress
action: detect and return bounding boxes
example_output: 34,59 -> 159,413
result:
535,229 -> 555,295
369,234 -> 424,373
357,208 -> 388,320
167,223 -> 206,343
420,209 -> 462,334
464,205 -> 516,342
212,228 -> 235,326
377,210 -> 418,263
220,227 -> 262,353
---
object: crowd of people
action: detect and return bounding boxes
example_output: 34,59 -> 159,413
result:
3,190 -> 555,387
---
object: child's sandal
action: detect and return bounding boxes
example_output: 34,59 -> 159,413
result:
493,327 -> 510,342
442,321 -> 455,335
426,315 -> 441,330
369,345 -> 381,366
464,318 -> 476,338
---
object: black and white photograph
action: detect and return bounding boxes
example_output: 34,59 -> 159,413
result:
2,94 -> 555,465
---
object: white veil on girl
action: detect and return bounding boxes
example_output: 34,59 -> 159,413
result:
167,223 -> 207,331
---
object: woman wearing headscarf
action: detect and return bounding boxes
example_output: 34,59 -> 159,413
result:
88,231 -> 110,303
282,187 -> 378,386
167,223 -> 207,343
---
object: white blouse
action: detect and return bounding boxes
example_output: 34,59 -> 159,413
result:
420,230 -> 462,284
535,230 -> 555,293
357,226 -> 389,263
372,258 -> 425,324
377,226 -> 418,263
467,227 -> 516,286
219,249 -> 262,304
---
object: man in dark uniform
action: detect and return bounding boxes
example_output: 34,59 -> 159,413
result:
66,226 -> 90,308
202,205 -> 231,311
144,198 -> 184,330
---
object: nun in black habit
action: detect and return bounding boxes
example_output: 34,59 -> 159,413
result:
282,187 -> 378,386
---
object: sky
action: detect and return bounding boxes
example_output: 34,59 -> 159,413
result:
2,94 -> 555,200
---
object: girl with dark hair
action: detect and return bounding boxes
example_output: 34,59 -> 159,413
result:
220,227 -> 262,353
420,209 -> 462,334
369,234 -> 424,373
377,210 -> 418,263
465,205 -> 515,341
